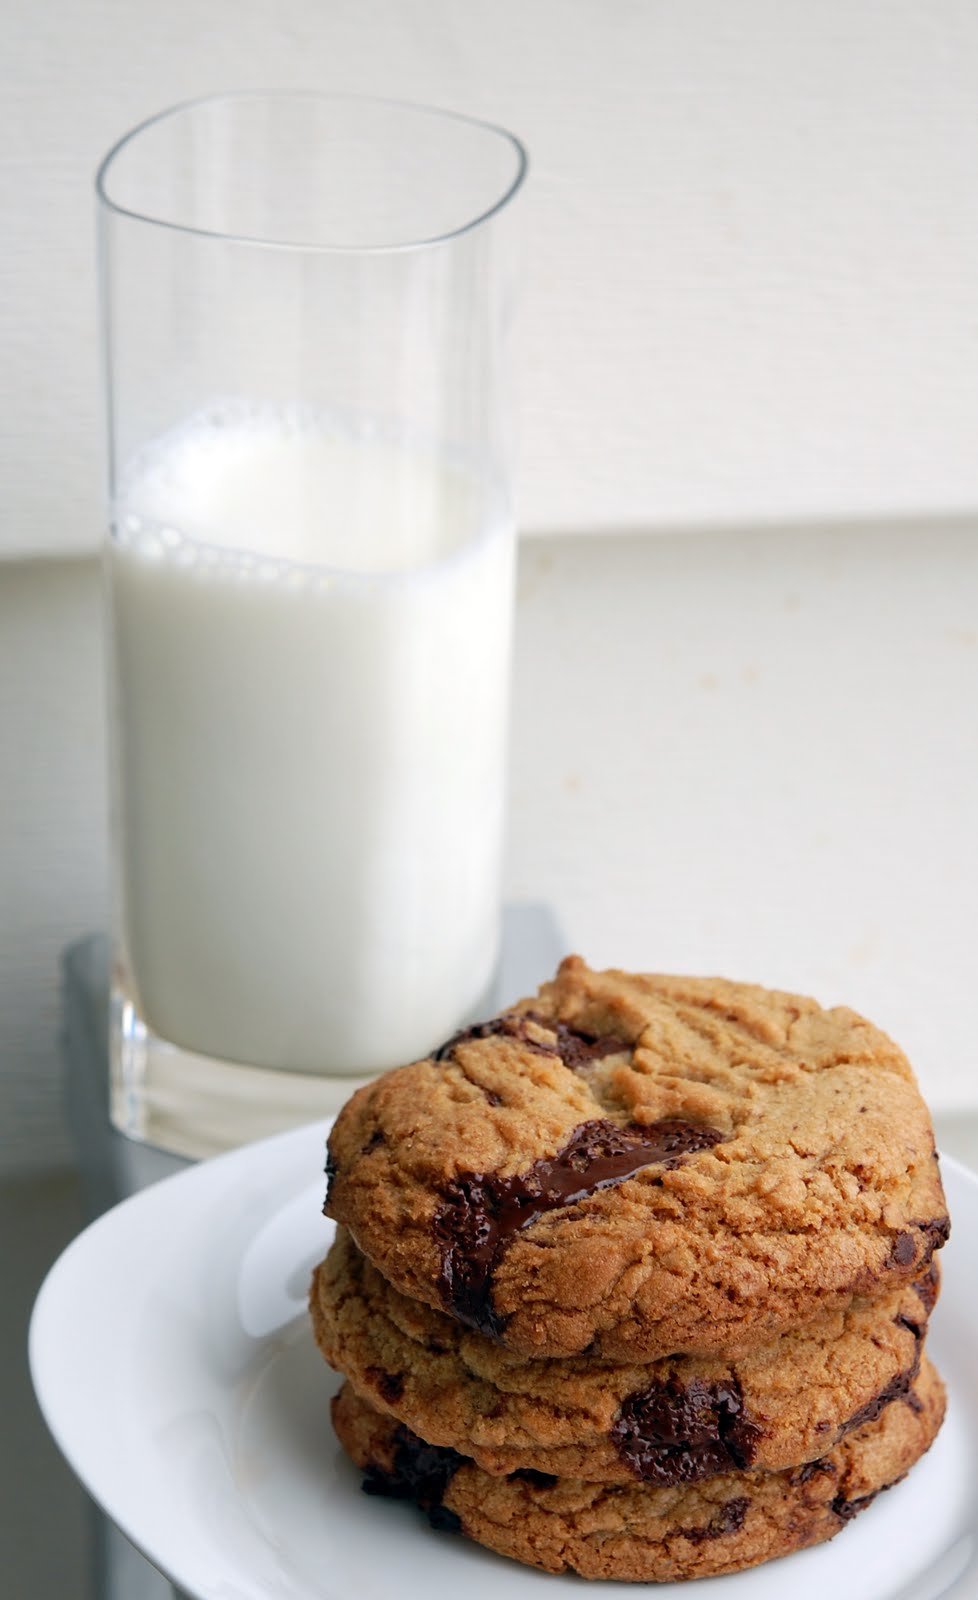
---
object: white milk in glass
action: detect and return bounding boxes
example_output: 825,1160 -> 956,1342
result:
109,405 -> 514,1074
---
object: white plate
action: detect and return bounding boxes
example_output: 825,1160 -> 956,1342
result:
30,1123 -> 978,1600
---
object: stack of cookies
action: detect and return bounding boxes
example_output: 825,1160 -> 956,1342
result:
312,957 -> 949,1581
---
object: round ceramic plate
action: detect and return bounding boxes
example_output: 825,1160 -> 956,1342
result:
30,1121 -> 978,1599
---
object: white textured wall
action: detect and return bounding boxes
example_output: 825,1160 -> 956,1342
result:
509,523 -> 978,1107
5,0 -> 978,558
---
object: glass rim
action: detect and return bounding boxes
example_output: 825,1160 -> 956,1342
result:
95,89 -> 528,255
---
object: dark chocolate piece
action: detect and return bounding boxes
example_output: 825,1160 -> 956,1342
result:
434,1118 -> 724,1337
836,1313 -> 923,1439
433,1011 -> 627,1072
917,1215 -> 951,1252
790,1457 -> 834,1486
831,1488 -> 879,1523
887,1216 -> 950,1272
362,1423 -> 464,1531
612,1375 -> 762,1485
679,1496 -> 750,1544
836,1364 -> 916,1437
366,1367 -> 405,1404
894,1312 -> 924,1341
432,1015 -> 555,1062
552,1023 -> 627,1070
324,1148 -> 338,1205
522,1012 -> 627,1071
913,1259 -> 940,1317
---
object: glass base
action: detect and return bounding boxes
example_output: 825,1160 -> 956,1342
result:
106,905 -> 565,1161
109,979 -> 382,1160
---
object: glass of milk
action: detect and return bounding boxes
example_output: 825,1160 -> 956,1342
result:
97,94 -> 527,1156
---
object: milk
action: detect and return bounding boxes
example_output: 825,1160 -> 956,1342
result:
109,406 -> 514,1074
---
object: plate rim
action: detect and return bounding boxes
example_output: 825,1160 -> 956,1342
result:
28,1131 -> 978,1600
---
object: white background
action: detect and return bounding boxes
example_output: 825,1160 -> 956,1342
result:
6,0 -> 978,558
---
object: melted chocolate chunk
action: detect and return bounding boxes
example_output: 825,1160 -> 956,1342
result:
918,1215 -> 951,1252
432,1015 -> 554,1062
612,1375 -> 762,1485
895,1312 -> 924,1342
434,1118 -> 724,1337
831,1488 -> 879,1523
888,1232 -> 916,1268
552,1023 -> 627,1070
836,1364 -> 916,1437
913,1259 -> 941,1317
432,1011 -> 628,1072
362,1424 -> 464,1530
679,1496 -> 750,1544
522,1012 -> 628,1071
837,1313 -> 923,1439
367,1367 -> 405,1404
887,1216 -> 950,1272
790,1457 -> 834,1486
324,1147 -> 338,1206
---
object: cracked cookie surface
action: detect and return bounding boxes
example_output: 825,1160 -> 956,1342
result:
312,1229 -> 937,1483
331,1360 -> 945,1582
324,957 -> 948,1359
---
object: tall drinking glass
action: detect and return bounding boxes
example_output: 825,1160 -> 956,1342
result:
97,93 -> 527,1157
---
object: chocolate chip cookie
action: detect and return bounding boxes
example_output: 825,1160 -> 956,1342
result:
325,958 -> 948,1360
331,1359 -> 945,1581
312,1228 -> 936,1483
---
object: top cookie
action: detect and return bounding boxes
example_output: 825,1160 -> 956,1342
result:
324,958 -> 948,1360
